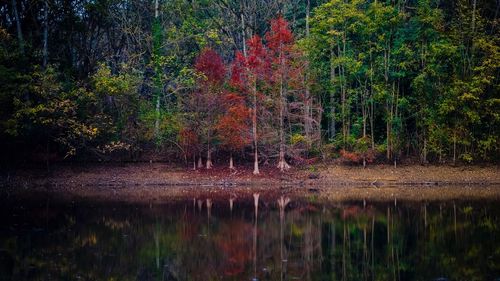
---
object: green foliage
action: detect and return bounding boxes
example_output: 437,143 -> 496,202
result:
92,64 -> 135,97
0,0 -> 498,165
6,66 -> 100,158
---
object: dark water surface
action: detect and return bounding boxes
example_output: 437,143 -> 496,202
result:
0,195 -> 499,281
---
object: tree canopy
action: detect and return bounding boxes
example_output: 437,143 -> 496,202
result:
0,0 -> 498,168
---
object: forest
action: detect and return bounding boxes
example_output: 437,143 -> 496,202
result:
0,0 -> 498,171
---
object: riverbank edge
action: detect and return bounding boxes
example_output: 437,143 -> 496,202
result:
1,163 -> 499,203
2,184 -> 500,205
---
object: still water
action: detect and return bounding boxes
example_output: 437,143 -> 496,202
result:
0,195 -> 498,281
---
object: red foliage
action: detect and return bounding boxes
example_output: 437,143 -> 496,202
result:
179,128 -> 199,157
230,36 -> 270,89
247,35 -> 269,73
230,51 -> 247,90
195,48 -> 226,84
340,149 -> 362,163
291,155 -> 319,166
216,92 -> 251,152
340,149 -> 376,165
215,221 -> 253,276
264,16 -> 307,105
265,16 -> 294,53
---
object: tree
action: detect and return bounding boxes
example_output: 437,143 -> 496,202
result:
265,16 -> 295,171
216,92 -> 250,170
179,128 -> 200,169
231,35 -> 269,174
5,66 -> 101,165
193,48 -> 226,169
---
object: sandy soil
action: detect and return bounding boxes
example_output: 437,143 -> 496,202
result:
1,163 -> 499,203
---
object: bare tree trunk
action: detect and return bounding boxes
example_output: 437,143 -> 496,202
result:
329,47 -> 336,140
229,152 -> 234,170
386,102 -> 391,160
472,0 -> 477,36
241,12 -> 247,57
42,0 -> 49,68
338,43 -> 347,146
342,34 -> 348,146
154,97 -> 160,138
384,47 -> 391,160
277,69 -> 290,172
193,155 -> 196,170
470,0 -> 477,70
206,136 -> 212,169
153,0 -> 160,139
11,0 -> 24,53
453,131 -> 457,165
303,0 -> 312,139
252,78 -> 260,175
46,138 -> 50,173
423,136 -> 427,163
198,153 -> 203,168
361,82 -> 368,169
369,55 -> 375,150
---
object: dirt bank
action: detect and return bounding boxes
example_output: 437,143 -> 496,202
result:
3,162 -> 499,187
1,163 -> 499,203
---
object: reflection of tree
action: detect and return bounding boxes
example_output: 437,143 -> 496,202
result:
0,201 -> 498,281
214,221 -> 253,276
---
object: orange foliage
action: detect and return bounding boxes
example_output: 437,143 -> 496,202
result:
216,92 -> 251,152
179,128 -> 199,157
215,221 -> 253,276
340,149 -> 376,165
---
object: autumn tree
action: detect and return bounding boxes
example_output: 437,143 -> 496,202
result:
216,93 -> 250,170
231,36 -> 269,174
192,48 -> 226,169
265,16 -> 295,171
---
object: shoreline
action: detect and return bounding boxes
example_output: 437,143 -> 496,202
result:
1,163 -> 499,203
2,184 -> 500,205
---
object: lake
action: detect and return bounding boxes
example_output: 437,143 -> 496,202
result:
0,194 -> 498,281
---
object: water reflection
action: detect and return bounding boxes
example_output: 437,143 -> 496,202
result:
0,197 -> 499,281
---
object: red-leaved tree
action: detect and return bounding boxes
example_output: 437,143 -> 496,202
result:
193,48 -> 226,169
216,92 -> 251,170
265,16 -> 295,171
179,128 -> 200,170
230,35 -> 269,175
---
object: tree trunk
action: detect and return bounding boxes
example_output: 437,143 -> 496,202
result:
241,12 -> 247,57
453,131 -> 457,165
252,78 -> 259,175
42,0 -> 49,68
206,142 -> 212,169
369,55 -> 375,150
329,47 -> 336,140
11,0 -> 24,53
154,97 -> 160,138
153,0 -> 160,139
303,0 -> 312,139
193,155 -> 196,170
342,34 -> 347,146
384,47 -> 391,160
277,65 -> 290,172
229,152 -> 234,170
361,86 -> 368,168
198,154 -> 203,168
386,103 -> 391,160
423,136 -> 427,163
472,0 -> 477,35
338,43 -> 346,146
46,138 -> 50,173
